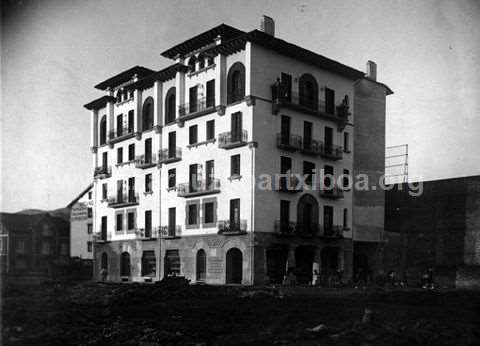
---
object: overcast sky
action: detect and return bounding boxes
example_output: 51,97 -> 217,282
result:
1,0 -> 480,212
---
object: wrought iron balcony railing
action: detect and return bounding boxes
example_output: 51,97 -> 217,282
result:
218,219 -> 247,234
276,133 -> 302,151
135,154 -> 158,169
320,225 -> 344,238
158,148 -> 182,164
274,220 -> 318,237
93,231 -> 110,242
160,225 -> 182,238
178,96 -> 215,116
94,166 -> 111,179
319,184 -> 345,199
135,227 -> 159,239
218,130 -> 248,149
275,175 -> 302,193
107,192 -> 139,207
320,144 -> 343,160
177,179 -> 220,197
108,125 -> 134,143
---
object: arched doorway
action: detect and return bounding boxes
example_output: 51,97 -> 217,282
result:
321,247 -> 339,276
226,248 -> 242,284
295,245 -> 316,284
196,249 -> 207,282
297,194 -> 319,236
120,252 -> 131,277
101,252 -> 108,270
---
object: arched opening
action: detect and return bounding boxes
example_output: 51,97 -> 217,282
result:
299,74 -> 318,110
99,115 -> 107,145
165,87 -> 176,124
295,245 -> 316,284
197,54 -> 205,70
101,252 -> 108,270
266,245 -> 288,284
142,97 -> 154,131
297,194 -> 319,236
196,249 -> 207,282
116,89 -> 122,103
226,248 -> 242,284
188,56 -> 196,73
120,252 -> 131,277
227,62 -> 245,104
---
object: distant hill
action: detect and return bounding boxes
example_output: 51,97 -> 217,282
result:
15,207 -> 70,221
17,209 -> 46,215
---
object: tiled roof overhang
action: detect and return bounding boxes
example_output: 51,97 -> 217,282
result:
125,63 -> 189,91
84,95 -> 116,110
94,66 -> 155,90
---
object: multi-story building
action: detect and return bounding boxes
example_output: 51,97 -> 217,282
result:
68,184 -> 94,260
84,17 -> 392,284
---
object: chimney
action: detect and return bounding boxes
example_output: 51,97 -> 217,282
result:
260,15 -> 275,36
366,60 -> 377,81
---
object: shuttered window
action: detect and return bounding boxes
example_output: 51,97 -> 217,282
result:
231,154 -> 240,176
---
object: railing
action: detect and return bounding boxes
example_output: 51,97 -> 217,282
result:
158,148 -> 182,164
320,225 -> 344,238
320,144 -> 343,160
319,184 -> 344,199
218,130 -> 248,149
160,225 -> 182,238
178,97 -> 215,116
135,227 -> 159,239
227,90 -> 245,104
93,231 -> 110,242
276,133 -> 302,151
108,125 -> 134,141
177,179 -> 220,197
218,219 -> 247,234
94,166 -> 111,178
275,175 -> 302,192
107,192 -> 139,207
135,154 -> 158,168
274,221 -> 319,236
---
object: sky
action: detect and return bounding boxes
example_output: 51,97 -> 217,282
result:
1,0 -> 480,212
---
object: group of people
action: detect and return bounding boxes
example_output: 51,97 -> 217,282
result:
282,268 -> 344,288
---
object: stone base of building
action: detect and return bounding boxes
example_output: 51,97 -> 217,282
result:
94,233 -> 354,285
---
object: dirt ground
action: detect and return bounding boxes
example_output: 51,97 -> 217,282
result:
2,279 -> 480,345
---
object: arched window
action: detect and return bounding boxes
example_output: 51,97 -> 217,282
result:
142,97 -> 154,131
298,74 -> 318,110
297,194 -> 319,235
188,56 -> 196,73
196,249 -> 207,282
227,62 -> 246,104
226,248 -> 242,284
99,115 -> 107,145
165,87 -> 176,124
101,252 -> 108,270
198,54 -> 205,70
120,252 -> 131,277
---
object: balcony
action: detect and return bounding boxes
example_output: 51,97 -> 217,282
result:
93,231 -> 110,242
160,225 -> 181,238
301,139 -> 322,155
177,179 -> 220,197
319,144 -> 343,160
319,185 -> 344,199
108,125 -> 135,144
135,154 -> 158,169
107,192 -> 139,208
218,130 -> 248,149
158,148 -> 182,164
275,175 -> 302,193
178,97 -> 216,119
276,133 -> 302,151
320,225 -> 344,239
135,227 -> 159,240
218,219 -> 247,235
274,221 -> 318,237
94,165 -> 111,179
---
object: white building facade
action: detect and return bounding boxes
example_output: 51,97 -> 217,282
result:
85,18 -> 392,284
69,184 -> 94,260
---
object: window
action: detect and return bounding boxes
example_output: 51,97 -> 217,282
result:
128,144 -> 135,161
280,156 -> 292,174
87,208 -> 92,218
102,152 -> 108,169
101,216 -> 107,240
344,132 -> 350,152
206,120 -> 215,140
87,241 -> 93,253
128,177 -> 135,201
165,87 -> 176,124
116,114 -> 123,136
188,56 -> 196,72
304,121 -> 313,150
206,79 -> 215,107
145,173 -> 152,193
15,240 -> 25,254
116,214 -> 123,232
168,168 -> 176,188
117,180 -> 123,201
145,210 -> 152,237
298,74 -> 318,109
117,147 -> 123,164
87,223 -> 93,234
189,125 -> 198,145
207,56 -> 214,66
231,154 -> 240,177
206,160 -> 214,186
99,115 -> 107,145
102,183 -> 107,200
229,199 -> 240,227
144,138 -> 152,163
127,212 -> 135,230
198,54 -> 205,69
189,85 -> 198,113
128,110 -> 134,133
303,161 -> 315,186
204,202 -> 214,224
343,169 -> 350,189
324,165 -> 334,189
141,250 -> 156,276
325,87 -> 335,114
324,126 -> 333,148
142,97 -> 154,131
188,204 -> 198,225
280,200 -> 290,233
88,191 -> 92,200
281,73 -> 292,101
343,208 -> 348,229
227,62 -> 245,104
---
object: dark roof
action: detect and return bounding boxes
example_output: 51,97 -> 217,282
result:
67,183 -> 93,209
125,63 -> 189,92
360,77 -> 394,95
1,213 -> 47,233
84,95 -> 116,110
94,66 -> 155,90
161,24 -> 245,59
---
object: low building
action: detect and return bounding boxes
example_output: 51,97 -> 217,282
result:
385,176 -> 480,288
68,184 -> 94,261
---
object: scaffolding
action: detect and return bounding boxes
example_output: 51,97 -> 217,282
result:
385,144 -> 408,184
